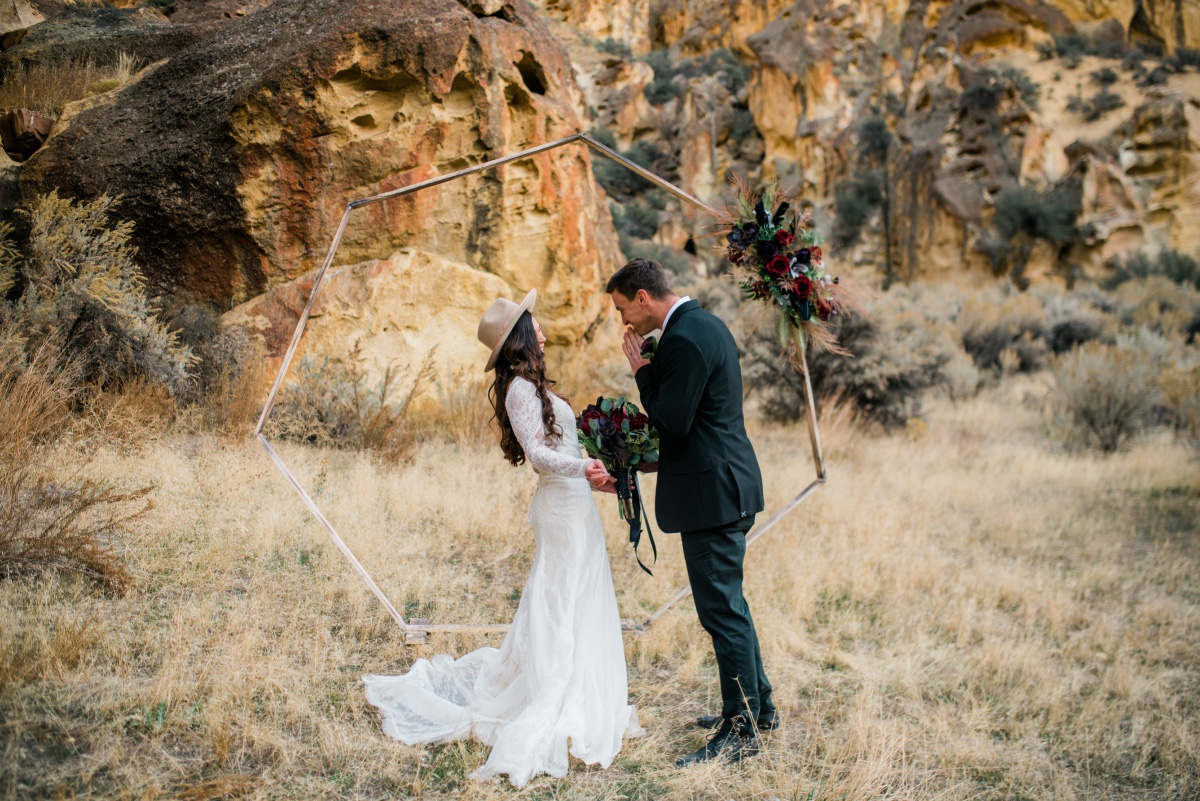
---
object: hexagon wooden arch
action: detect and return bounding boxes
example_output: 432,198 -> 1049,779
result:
255,132 -> 826,643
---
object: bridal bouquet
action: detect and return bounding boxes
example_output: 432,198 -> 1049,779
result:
721,177 -> 863,366
577,397 -> 659,574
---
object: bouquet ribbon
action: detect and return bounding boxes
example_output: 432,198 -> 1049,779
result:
628,471 -> 657,576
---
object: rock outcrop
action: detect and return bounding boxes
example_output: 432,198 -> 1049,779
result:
533,0 -> 1200,286
20,0 -> 622,379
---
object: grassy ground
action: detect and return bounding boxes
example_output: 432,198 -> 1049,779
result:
2,376 -> 1198,800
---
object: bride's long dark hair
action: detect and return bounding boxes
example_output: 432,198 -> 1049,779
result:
489,312 -> 567,467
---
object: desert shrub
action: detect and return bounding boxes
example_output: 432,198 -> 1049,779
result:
644,77 -> 682,105
594,37 -> 632,59
743,295 -> 956,428
0,347 -> 146,592
1052,340 -> 1161,452
265,343 -> 435,462
591,138 -> 673,198
832,173 -> 883,247
1111,276 -> 1200,338
983,184 -> 1080,282
1044,32 -> 1125,67
1041,291 -> 1112,353
1067,89 -> 1125,121
1158,363 -> 1200,456
1,192 -> 193,394
960,82 -> 1002,114
995,63 -> 1041,110
1105,249 -> 1199,289
1091,67 -> 1119,85
0,52 -> 140,118
728,106 -> 757,141
616,231 -> 694,276
958,292 -> 1049,371
612,201 -> 660,240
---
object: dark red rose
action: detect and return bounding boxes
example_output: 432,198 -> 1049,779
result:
631,413 -> 650,429
793,275 -> 813,298
774,230 -> 794,247
811,246 -> 823,263
611,407 -> 628,426
765,254 -> 790,277
817,298 -> 832,320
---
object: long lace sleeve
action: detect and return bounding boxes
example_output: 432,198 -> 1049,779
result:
505,378 -> 590,479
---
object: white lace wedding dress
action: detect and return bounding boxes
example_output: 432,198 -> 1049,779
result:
363,377 -> 642,788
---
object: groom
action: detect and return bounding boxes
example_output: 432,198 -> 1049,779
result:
603,258 -> 775,765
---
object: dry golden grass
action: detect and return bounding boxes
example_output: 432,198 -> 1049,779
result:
1,375 -> 1197,799
0,53 -> 141,118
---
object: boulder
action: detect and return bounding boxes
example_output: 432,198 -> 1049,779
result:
0,7 -> 220,82
0,108 -> 52,160
21,0 -> 622,381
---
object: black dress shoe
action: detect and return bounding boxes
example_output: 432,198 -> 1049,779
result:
676,718 -> 762,767
695,711 -> 780,731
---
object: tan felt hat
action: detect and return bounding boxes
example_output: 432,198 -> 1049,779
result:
477,288 -> 537,372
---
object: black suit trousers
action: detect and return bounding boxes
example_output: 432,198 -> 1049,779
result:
680,515 -> 774,723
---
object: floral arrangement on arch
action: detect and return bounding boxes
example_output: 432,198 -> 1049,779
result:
719,176 -> 865,364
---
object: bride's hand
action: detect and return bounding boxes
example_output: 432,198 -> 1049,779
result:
585,459 -> 617,493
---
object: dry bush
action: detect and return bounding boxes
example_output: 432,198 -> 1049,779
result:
410,370 -> 495,446
2,384 -> 1197,799
1158,362 -> 1200,456
743,288 -> 959,427
4,192 -> 192,393
0,347 -> 147,593
1112,276 -> 1200,339
266,343 -> 436,463
958,290 -> 1049,371
1052,340 -> 1161,452
0,52 -> 140,118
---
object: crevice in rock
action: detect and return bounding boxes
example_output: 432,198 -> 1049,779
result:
514,50 -> 546,95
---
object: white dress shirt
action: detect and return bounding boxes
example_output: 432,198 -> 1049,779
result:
661,295 -> 692,332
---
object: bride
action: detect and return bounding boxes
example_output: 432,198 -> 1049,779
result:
363,289 -> 643,788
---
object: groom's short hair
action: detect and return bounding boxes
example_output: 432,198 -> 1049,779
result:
605,258 -> 673,300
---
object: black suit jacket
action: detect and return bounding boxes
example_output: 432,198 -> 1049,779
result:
634,300 -> 764,533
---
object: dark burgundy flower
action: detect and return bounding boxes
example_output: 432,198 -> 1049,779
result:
774,230 -> 794,247
765,254 -> 790,277
797,248 -> 811,265
756,239 -> 779,261
817,298 -> 832,320
793,275 -> 813,298
726,245 -> 743,264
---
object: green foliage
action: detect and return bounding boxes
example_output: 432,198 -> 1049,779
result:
640,47 -> 749,105
616,231 -> 693,276
993,184 -> 1079,247
594,37 -> 632,60
832,173 -> 884,247
857,114 -> 892,165
0,192 -> 192,394
1104,249 -> 1199,290
611,201 -> 660,240
643,77 -> 682,105
592,139 -> 674,199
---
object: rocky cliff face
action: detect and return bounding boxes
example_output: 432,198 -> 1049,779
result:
15,0 -> 622,379
535,0 -> 1200,286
